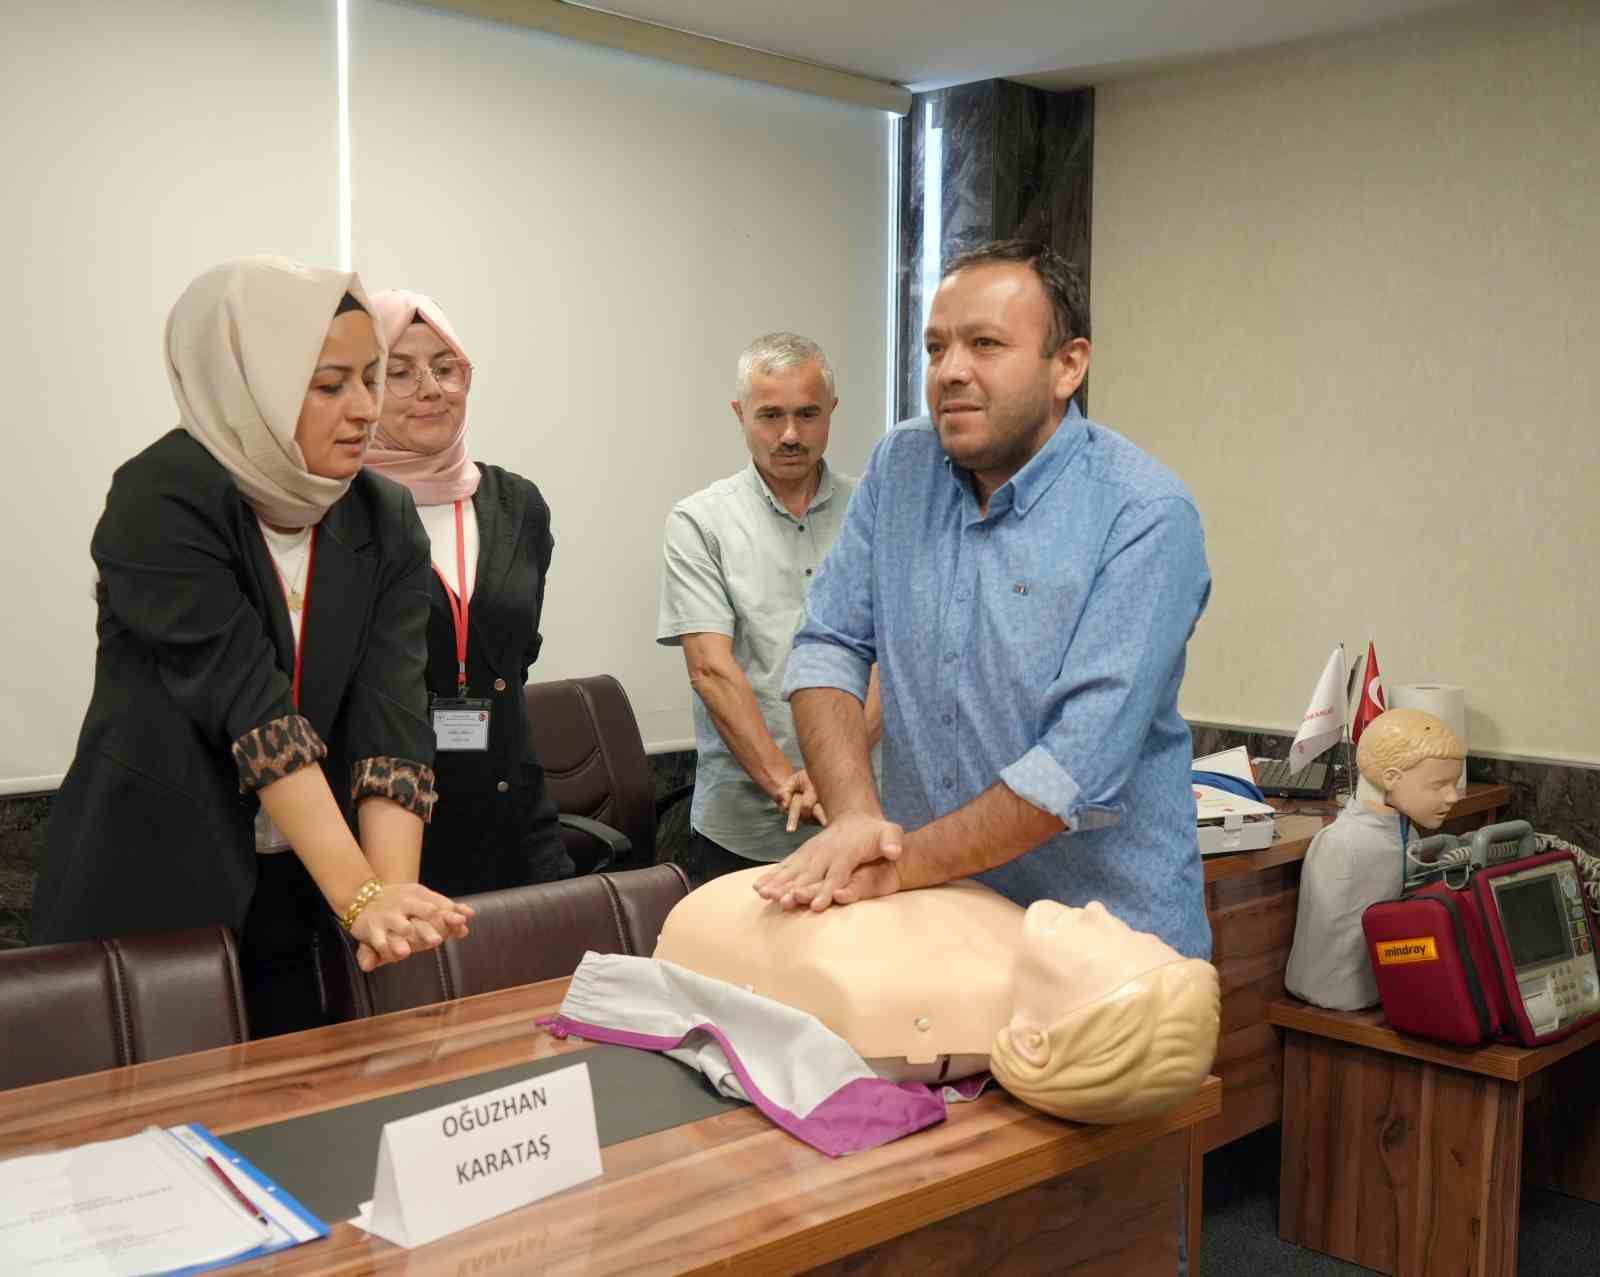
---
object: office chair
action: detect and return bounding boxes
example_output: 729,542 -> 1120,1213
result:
526,674 -> 693,874
0,926 -> 248,1090
318,862 -> 692,1020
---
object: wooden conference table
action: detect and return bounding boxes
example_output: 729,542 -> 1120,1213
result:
0,977 -> 1220,1276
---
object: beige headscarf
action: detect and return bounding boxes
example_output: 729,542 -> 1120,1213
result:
165,256 -> 385,528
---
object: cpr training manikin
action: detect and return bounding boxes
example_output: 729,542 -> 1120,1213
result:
654,867 -> 1220,1125
1285,707 -> 1467,1011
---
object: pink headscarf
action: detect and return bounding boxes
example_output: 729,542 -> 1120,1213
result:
363,289 -> 481,505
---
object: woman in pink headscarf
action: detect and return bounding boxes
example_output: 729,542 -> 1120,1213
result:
365,291 -> 574,896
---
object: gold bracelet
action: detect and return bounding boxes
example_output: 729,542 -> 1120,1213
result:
339,878 -> 385,932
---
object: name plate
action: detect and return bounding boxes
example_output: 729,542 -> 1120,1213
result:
354,1061 -> 601,1249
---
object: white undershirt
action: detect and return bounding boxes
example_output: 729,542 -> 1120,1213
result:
417,499 -> 478,601
254,519 -> 314,854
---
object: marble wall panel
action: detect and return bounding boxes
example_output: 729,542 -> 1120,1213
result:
893,79 -> 1094,422
648,749 -> 696,868
3,739 -> 1595,949
1188,724 -> 1599,850
0,795 -> 47,950
0,751 -> 701,952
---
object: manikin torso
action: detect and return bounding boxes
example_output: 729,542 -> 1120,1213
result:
1286,752 -> 1465,1010
653,868 -> 1185,1082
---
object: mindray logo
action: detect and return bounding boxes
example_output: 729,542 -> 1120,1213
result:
1376,937 -> 1439,965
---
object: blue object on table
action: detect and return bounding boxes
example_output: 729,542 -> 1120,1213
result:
1191,770 -> 1268,805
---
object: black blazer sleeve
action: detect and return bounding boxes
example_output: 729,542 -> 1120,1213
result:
91,436 -> 305,773
344,485 -> 438,818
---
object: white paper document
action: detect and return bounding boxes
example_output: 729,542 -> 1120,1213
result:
1193,745 -> 1257,784
351,1060 -> 602,1249
0,1126 -> 272,1276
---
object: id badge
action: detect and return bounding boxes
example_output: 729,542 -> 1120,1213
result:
432,696 -> 492,751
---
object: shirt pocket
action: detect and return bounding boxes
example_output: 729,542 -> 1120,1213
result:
980,561 -> 1095,698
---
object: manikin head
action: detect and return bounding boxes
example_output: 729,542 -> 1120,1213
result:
991,902 -> 1220,1123
1355,708 -> 1466,830
653,869 -> 1218,1124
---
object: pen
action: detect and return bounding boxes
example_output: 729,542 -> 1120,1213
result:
203,1155 -> 272,1230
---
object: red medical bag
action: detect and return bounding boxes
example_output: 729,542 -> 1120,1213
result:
1361,850 -> 1600,1048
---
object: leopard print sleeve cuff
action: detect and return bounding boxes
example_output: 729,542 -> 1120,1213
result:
232,715 -> 329,792
351,756 -> 438,823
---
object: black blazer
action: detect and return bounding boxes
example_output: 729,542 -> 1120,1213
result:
34,431 -> 435,944
419,463 -> 569,897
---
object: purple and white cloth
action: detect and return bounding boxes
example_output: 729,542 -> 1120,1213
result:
542,952 -> 986,1157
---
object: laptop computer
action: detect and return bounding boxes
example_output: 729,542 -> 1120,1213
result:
1253,757 -> 1334,800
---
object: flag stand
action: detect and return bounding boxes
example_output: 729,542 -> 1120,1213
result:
1339,641 -> 1357,802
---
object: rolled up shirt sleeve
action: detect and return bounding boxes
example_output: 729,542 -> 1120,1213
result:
232,713 -> 328,793
999,495 -> 1210,832
783,441 -> 881,706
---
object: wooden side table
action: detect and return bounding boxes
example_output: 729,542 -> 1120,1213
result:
1269,997 -> 1600,1276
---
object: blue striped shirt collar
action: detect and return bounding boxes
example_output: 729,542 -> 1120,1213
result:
944,401 -> 1089,519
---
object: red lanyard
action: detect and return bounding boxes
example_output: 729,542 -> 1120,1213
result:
431,500 -> 470,694
267,526 -> 318,709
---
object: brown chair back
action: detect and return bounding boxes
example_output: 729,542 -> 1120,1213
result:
526,674 -> 658,870
320,863 -> 691,1021
0,926 -> 248,1090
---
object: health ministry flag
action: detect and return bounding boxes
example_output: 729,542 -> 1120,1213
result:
1289,646 -> 1347,770
1350,641 -> 1386,748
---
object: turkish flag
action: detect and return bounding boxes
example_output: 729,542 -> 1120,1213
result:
1351,641 -> 1387,748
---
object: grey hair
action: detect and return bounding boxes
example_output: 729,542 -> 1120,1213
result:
734,332 -> 835,403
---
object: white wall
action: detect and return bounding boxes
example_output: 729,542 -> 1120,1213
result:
1,0 -> 339,790
349,0 -> 888,750
1091,1 -> 1599,763
0,0 -> 889,790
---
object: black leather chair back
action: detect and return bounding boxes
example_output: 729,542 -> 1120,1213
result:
526,674 -> 659,871
319,863 -> 691,1021
0,926 -> 248,1090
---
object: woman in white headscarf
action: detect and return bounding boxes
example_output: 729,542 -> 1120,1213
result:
34,257 -> 474,1036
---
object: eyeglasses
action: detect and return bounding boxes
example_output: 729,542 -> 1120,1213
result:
385,357 -> 472,398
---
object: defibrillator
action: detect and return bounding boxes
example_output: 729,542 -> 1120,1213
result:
1361,821 -> 1600,1047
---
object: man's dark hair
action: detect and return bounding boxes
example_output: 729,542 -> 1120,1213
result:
942,240 -> 1090,353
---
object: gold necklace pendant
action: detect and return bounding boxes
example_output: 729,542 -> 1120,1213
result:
285,588 -> 304,613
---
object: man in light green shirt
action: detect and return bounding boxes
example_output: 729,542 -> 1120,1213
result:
657,333 -> 879,885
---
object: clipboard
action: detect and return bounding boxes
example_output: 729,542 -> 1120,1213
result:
161,1123 -> 328,1273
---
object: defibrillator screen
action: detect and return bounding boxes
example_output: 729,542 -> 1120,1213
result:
1496,877 -> 1572,969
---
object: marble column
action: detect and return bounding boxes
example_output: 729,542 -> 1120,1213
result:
893,80 -> 1094,423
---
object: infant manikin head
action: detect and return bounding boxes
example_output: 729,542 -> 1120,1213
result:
654,869 -> 1219,1122
990,901 -> 1220,1123
1355,708 -> 1466,830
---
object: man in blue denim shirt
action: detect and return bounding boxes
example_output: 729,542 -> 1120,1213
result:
763,240 -> 1212,960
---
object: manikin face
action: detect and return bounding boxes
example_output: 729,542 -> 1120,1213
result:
923,263 -> 1085,494
293,310 -> 381,480
1383,755 -> 1463,829
732,360 -> 835,492
1008,900 -> 1181,1043
378,321 -> 468,454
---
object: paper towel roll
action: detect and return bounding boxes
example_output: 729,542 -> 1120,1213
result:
1388,683 -> 1468,793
